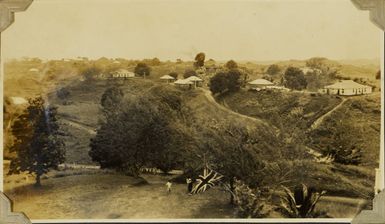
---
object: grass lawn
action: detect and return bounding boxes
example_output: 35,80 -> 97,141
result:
4,170 -> 233,219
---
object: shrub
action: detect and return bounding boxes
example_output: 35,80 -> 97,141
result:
234,181 -> 267,218
283,67 -> 307,90
134,62 -> 151,77
278,184 -> 327,218
168,72 -> 178,79
183,69 -> 197,79
209,70 -> 241,94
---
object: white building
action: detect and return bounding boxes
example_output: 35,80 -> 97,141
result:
174,79 -> 193,89
160,75 -> 176,83
186,76 -> 203,87
248,79 -> 274,89
320,80 -> 372,96
112,69 -> 135,79
300,67 -> 321,75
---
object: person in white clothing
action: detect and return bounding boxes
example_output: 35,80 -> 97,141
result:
166,181 -> 172,194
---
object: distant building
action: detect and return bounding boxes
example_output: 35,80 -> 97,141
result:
300,67 -> 321,75
112,69 -> 135,79
319,80 -> 372,96
186,76 -> 203,87
247,79 -> 274,90
160,75 -> 175,83
174,79 -> 193,89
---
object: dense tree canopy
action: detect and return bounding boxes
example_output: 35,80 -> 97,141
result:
9,97 -> 65,186
168,72 -> 178,79
266,64 -> 281,76
194,52 -> 206,68
90,86 -> 187,176
209,70 -> 242,94
183,69 -> 197,79
134,62 -> 151,77
283,67 -> 307,90
225,60 -> 238,70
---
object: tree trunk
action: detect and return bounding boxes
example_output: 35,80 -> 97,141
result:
35,174 -> 41,187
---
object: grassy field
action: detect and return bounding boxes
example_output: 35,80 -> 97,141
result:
308,93 -> 381,168
219,89 -> 343,129
4,167 -> 367,219
4,169 -> 234,219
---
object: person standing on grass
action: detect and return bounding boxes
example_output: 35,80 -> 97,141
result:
186,178 -> 193,194
166,181 -> 172,194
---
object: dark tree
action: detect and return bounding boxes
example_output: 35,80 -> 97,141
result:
183,69 -> 197,79
283,67 -> 308,90
376,70 -> 381,80
151,57 -> 161,66
176,58 -> 183,64
209,72 -> 229,94
90,87 -> 185,176
225,60 -> 238,70
82,66 -> 101,82
194,52 -> 206,68
100,86 -> 124,117
168,72 -> 178,79
306,57 -> 327,69
226,69 -> 242,92
266,64 -> 281,76
134,62 -> 151,77
8,97 -> 65,186
209,70 -> 242,94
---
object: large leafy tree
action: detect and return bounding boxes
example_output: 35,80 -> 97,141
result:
8,97 -> 65,186
90,86 -> 185,176
183,69 -> 197,79
266,64 -> 281,76
134,62 -> 151,77
194,52 -> 206,68
283,67 -> 307,90
209,70 -> 242,94
225,60 -> 238,70
100,86 -> 124,117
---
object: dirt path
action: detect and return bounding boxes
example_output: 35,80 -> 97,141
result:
61,118 -> 97,135
309,98 -> 348,131
201,88 -> 274,129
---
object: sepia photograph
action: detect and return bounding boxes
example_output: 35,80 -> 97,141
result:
1,0 -> 384,221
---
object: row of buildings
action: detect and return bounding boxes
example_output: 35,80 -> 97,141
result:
101,68 -> 373,96
247,78 -> 373,96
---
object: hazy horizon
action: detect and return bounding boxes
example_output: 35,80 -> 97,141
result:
2,0 -> 382,62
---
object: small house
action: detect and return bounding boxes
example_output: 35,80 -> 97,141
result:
160,75 -> 176,83
112,69 -> 135,79
247,79 -> 274,90
186,76 -> 203,87
320,80 -> 372,96
174,79 -> 193,89
300,67 -> 321,75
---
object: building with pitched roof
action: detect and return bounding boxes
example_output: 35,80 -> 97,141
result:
320,80 -> 372,96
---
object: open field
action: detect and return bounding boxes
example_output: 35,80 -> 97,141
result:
5,170 -> 233,219
4,168 -> 366,219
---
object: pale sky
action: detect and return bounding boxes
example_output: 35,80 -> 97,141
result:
2,0 -> 382,61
